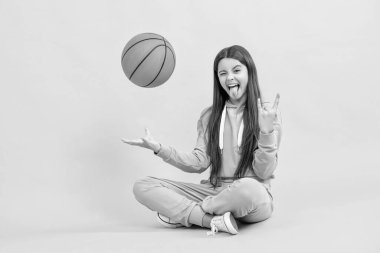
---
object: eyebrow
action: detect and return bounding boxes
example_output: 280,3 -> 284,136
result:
218,65 -> 242,74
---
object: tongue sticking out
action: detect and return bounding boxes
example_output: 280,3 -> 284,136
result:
231,86 -> 239,97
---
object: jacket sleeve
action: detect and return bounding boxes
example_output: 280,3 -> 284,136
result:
154,108 -> 211,173
252,108 -> 282,180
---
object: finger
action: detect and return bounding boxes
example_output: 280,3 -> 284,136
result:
121,138 -> 133,144
272,93 -> 280,110
121,138 -> 143,145
145,127 -> 151,137
262,102 -> 270,111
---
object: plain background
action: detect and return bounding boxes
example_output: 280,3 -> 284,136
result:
1,0 -> 379,251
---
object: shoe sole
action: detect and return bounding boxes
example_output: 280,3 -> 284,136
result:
224,212 -> 239,235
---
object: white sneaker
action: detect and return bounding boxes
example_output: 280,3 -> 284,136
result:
207,212 -> 239,236
156,213 -> 184,228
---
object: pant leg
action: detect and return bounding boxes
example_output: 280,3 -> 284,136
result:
238,183 -> 274,223
201,178 -> 273,222
133,176 -> 219,227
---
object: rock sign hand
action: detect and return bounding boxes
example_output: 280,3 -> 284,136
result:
257,93 -> 280,134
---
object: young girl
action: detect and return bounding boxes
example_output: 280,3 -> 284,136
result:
122,45 -> 282,236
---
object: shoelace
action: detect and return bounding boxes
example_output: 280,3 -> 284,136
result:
207,223 -> 219,236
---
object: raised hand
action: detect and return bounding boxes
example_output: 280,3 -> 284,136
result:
257,93 -> 280,134
121,128 -> 161,153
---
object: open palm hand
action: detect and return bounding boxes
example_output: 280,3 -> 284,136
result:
121,128 -> 160,152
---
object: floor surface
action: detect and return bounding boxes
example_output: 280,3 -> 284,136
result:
1,194 -> 379,253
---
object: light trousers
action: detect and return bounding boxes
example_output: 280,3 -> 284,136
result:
133,176 -> 274,227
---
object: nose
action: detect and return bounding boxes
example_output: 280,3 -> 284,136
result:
227,73 -> 234,81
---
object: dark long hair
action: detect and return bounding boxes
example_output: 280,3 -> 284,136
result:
207,45 -> 262,188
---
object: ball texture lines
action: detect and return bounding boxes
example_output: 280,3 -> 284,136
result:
121,33 -> 176,88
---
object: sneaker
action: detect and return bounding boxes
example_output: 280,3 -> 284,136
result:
156,213 -> 184,228
207,212 -> 239,236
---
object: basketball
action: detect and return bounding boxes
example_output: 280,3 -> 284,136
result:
121,33 -> 176,88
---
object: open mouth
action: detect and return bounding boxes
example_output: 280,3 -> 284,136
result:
227,84 -> 240,97
228,84 -> 240,90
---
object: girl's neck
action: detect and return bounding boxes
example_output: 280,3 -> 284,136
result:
227,94 -> 247,108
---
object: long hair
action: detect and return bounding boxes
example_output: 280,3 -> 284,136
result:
207,45 -> 262,188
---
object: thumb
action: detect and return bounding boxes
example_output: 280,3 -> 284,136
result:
145,127 -> 151,137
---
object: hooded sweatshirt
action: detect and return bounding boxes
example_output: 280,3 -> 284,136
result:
155,102 -> 282,186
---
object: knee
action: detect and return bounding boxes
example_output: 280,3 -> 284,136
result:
132,176 -> 156,202
231,178 -> 270,205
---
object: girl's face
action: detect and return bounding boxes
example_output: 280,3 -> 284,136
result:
217,58 -> 248,106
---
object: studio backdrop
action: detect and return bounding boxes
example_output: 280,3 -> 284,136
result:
0,0 -> 379,236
